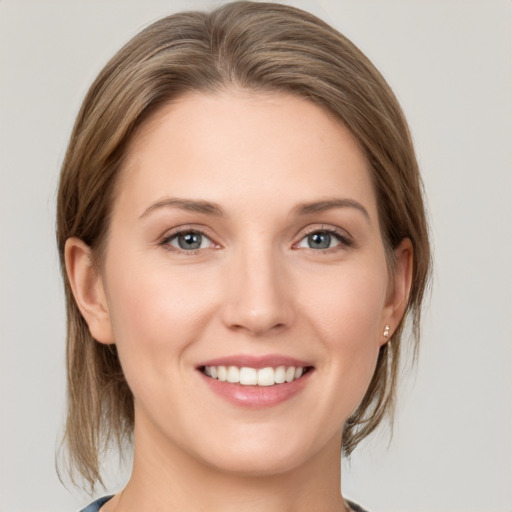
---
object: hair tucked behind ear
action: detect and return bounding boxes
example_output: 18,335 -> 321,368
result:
57,1 -> 431,490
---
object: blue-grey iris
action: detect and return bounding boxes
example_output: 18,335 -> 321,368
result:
308,232 -> 331,249
178,232 -> 202,250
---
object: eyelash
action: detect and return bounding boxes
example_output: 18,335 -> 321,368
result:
159,225 -> 353,255
160,226 -> 216,255
296,226 -> 354,252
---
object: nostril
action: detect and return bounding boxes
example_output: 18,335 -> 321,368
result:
228,320 -> 288,336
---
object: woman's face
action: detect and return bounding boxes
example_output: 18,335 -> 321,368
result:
80,91 -> 408,476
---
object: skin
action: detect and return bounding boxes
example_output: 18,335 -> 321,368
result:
66,91 -> 412,512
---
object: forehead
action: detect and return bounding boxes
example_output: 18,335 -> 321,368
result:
116,90 -> 377,220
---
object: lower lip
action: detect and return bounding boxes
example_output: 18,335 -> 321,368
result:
199,370 -> 312,408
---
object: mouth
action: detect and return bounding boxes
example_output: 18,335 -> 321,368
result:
199,364 -> 313,386
196,356 -> 314,408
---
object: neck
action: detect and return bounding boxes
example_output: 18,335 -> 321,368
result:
105,416 -> 350,512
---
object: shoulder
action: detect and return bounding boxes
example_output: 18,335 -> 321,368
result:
79,496 -> 113,512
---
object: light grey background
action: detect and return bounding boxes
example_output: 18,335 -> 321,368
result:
1,1 -> 511,511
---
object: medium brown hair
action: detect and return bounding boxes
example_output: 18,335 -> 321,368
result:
57,1 -> 431,490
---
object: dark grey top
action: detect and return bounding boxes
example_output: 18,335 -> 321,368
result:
80,496 -> 113,512
347,500 -> 370,512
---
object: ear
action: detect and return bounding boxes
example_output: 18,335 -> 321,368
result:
64,237 -> 115,345
380,238 -> 413,344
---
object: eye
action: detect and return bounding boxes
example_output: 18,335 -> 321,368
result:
296,228 -> 351,250
163,230 -> 215,252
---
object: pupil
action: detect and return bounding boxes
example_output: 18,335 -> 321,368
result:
309,232 -> 331,249
179,232 -> 201,250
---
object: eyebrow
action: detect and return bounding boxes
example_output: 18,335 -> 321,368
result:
140,198 -> 225,218
139,196 -> 370,223
291,198 -> 371,224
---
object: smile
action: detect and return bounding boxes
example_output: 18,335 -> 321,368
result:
201,365 -> 308,386
197,355 -> 314,407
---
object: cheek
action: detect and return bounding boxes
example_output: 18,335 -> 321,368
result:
103,258 -> 218,386
303,262 -> 387,343
299,262 -> 387,404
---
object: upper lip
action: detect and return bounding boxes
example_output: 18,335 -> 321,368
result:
197,354 -> 313,369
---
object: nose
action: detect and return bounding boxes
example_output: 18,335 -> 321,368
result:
221,245 -> 295,336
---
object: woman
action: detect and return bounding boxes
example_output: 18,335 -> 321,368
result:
57,2 -> 430,511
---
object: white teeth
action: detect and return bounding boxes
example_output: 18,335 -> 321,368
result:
227,366 -> 239,383
257,367 -> 275,386
217,366 -> 227,382
203,365 -> 307,386
239,367 -> 258,385
274,366 -> 286,384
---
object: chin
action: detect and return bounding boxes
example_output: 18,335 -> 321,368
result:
192,425 -> 335,479
202,447 -> 307,478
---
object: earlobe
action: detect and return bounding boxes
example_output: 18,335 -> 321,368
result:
381,238 -> 413,343
64,237 -> 115,345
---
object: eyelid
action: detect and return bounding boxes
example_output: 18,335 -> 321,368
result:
158,223 -> 353,254
159,225 -> 220,253
293,224 -> 354,250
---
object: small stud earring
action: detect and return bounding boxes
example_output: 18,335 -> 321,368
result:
383,324 -> 390,337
